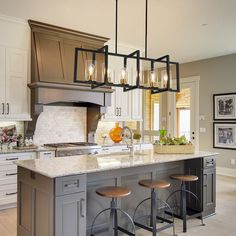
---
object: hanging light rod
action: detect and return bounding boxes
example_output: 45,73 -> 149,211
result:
73,0 -> 180,94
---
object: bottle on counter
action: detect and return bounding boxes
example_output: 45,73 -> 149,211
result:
29,137 -> 33,146
25,137 -> 29,147
17,134 -> 24,147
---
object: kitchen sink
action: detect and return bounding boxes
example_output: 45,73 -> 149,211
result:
96,151 -> 147,157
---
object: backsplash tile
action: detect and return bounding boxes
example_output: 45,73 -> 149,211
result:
94,121 -> 116,145
33,106 -> 87,145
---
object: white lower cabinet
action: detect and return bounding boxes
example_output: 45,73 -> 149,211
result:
0,152 -> 36,209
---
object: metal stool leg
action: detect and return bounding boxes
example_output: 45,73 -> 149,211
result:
151,189 -> 157,236
90,208 -> 111,236
109,198 -> 119,236
181,182 -> 187,233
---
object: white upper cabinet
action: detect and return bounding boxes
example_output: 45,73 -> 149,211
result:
5,48 -> 29,120
103,42 -> 142,121
0,15 -> 31,121
0,46 -> 5,119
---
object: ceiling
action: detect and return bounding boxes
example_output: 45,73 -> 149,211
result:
0,0 -> 236,63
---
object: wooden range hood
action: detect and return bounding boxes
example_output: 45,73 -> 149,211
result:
26,20 -> 113,141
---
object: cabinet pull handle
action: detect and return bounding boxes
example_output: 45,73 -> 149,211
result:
1,103 -> 4,115
6,157 -> 19,161
6,192 -> 17,196
6,103 -> 9,115
64,182 -> 78,188
43,152 -> 52,155
6,173 -> 17,176
118,107 -> 121,116
80,198 -> 85,218
115,107 -> 118,116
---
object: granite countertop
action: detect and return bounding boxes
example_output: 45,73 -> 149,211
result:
0,146 -> 56,154
15,150 -> 218,178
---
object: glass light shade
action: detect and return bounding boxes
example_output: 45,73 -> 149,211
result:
139,71 -> 145,86
120,67 -> 128,85
102,63 -> 114,83
85,60 -> 97,81
149,70 -> 158,87
161,70 -> 172,88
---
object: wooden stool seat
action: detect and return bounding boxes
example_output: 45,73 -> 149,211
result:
139,179 -> 171,189
96,186 -> 131,198
171,174 -> 198,182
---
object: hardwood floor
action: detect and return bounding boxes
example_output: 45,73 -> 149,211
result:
0,208 -> 16,236
0,175 -> 235,236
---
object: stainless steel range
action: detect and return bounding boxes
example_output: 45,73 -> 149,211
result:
44,142 -> 102,157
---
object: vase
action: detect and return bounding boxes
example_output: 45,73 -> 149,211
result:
109,123 -> 123,143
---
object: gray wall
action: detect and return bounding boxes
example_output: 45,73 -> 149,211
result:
179,53 -> 236,169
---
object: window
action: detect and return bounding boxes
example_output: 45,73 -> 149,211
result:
143,90 -> 161,142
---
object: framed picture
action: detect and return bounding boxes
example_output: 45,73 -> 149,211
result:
213,122 -> 236,150
213,93 -> 236,120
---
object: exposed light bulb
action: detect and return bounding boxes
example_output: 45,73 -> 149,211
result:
120,68 -> 127,84
151,71 -> 156,82
164,73 -> 168,82
121,68 -> 126,79
150,71 -> 156,87
88,64 -> 95,76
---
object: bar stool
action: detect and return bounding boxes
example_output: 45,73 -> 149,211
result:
133,179 -> 177,236
166,174 -> 205,233
90,186 -> 135,236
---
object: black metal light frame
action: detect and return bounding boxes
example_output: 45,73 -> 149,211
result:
73,0 -> 180,94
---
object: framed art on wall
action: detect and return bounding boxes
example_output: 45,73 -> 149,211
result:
213,122 -> 236,150
213,93 -> 236,120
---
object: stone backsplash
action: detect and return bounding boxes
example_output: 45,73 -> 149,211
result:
33,106 -> 87,146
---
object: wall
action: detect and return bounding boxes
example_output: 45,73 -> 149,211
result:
33,106 -> 87,145
179,53 -> 236,171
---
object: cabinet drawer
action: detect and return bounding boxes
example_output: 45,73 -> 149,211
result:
0,184 -> 17,197
0,193 -> 17,206
0,169 -> 17,179
55,174 -> 86,197
0,175 -> 17,186
0,163 -> 17,172
204,157 -> 216,169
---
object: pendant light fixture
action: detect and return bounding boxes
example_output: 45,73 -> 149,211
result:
73,0 -> 180,94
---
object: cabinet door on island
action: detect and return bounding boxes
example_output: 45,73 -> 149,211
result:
55,192 -> 86,236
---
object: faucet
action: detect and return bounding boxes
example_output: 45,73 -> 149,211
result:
121,126 -> 134,157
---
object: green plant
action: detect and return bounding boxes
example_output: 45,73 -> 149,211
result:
156,135 -> 192,146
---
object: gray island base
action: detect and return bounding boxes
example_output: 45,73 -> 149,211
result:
16,150 -> 217,236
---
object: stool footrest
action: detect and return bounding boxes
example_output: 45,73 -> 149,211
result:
165,208 -> 202,220
134,220 -> 174,233
117,226 -> 135,236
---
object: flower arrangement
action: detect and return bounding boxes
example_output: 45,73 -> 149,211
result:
0,125 -> 17,150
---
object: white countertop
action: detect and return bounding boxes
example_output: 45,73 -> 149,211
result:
15,150 -> 218,178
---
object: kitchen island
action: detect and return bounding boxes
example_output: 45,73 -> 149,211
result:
16,150 -> 217,236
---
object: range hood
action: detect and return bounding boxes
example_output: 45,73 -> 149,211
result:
26,20 -> 112,141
